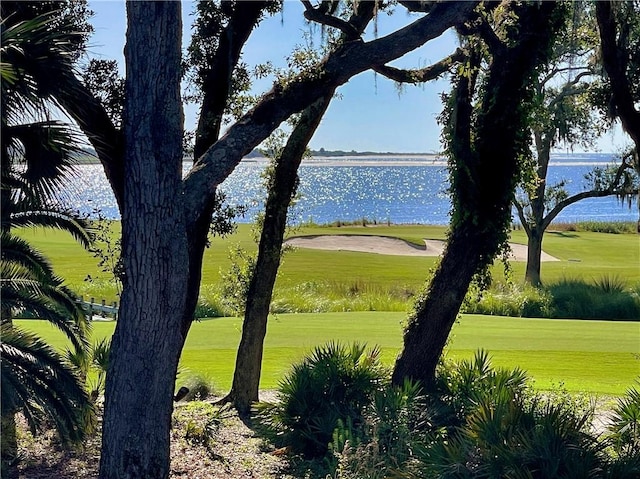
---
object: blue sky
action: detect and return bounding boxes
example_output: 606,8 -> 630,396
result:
86,1 -> 627,154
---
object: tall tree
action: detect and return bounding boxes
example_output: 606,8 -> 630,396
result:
224,96 -> 333,415
24,1 -> 480,476
596,0 -> 640,233
98,3 -> 186,477
392,1 -> 565,389
223,0 -> 381,415
515,4 -> 637,286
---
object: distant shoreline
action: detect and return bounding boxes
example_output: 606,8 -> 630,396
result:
74,154 -> 617,168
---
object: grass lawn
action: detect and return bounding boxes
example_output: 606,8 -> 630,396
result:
15,223 -> 639,396
17,313 -> 639,396
17,223 -> 640,304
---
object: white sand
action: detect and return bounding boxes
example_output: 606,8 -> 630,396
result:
284,235 -> 559,262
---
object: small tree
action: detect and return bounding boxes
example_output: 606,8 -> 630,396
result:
515,4 -> 638,285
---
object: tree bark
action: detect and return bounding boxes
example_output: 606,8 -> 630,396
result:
98,3 -> 186,479
26,2 -> 480,474
524,227 -> 544,286
225,95 -> 333,415
392,1 -> 562,389
596,1 -> 640,232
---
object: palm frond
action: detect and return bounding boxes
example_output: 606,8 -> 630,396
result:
5,210 -> 93,249
0,324 -> 92,444
3,120 -> 82,201
1,261 -> 89,352
1,11 -> 81,115
0,231 -> 56,282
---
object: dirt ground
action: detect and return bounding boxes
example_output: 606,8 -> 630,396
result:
13,399 -> 294,479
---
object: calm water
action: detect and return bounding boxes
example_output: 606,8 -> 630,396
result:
63,153 -> 637,225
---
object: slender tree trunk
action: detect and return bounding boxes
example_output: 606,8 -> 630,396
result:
393,1 -> 562,389
99,4 -> 186,479
524,226 -> 544,286
523,139 -> 550,286
225,95 -> 333,415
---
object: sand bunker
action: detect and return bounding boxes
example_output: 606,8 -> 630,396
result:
284,235 -> 559,262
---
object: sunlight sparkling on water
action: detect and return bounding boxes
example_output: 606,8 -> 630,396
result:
62,155 -> 637,224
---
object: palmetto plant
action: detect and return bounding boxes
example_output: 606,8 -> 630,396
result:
1,4 -> 96,466
0,324 -> 91,442
1,233 -> 89,347
255,342 -> 384,458
608,382 -> 640,455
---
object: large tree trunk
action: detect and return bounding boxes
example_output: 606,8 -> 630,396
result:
226,95 -> 332,415
393,1 -> 562,389
98,4 -> 186,479
392,224 -> 486,388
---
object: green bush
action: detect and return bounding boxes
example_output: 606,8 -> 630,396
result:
418,395 -> 602,478
265,349 -> 640,478
270,281 -> 412,314
548,277 -> 640,320
608,382 -> 640,456
330,378 -> 426,478
416,352 -> 612,478
575,221 -> 637,234
465,277 -> 640,320
550,221 -> 636,234
464,285 -> 553,318
254,342 -> 384,458
219,244 -> 256,316
432,350 -> 530,429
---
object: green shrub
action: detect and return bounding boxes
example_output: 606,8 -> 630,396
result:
418,396 -> 602,478
576,221 -> 636,234
608,382 -> 640,456
417,352 -> 608,478
465,277 -> 640,320
548,277 -> 640,320
270,281 -> 412,314
273,350 -> 639,478
333,379 -> 427,474
255,342 -> 384,458
464,285 -> 553,318
433,350 -> 530,427
219,244 -> 256,316
550,221 -> 636,234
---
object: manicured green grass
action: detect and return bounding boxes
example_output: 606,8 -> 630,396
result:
17,313 -> 639,395
16,223 -> 639,395
17,223 -> 640,305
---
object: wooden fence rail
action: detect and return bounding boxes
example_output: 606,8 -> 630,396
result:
78,297 -> 119,321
